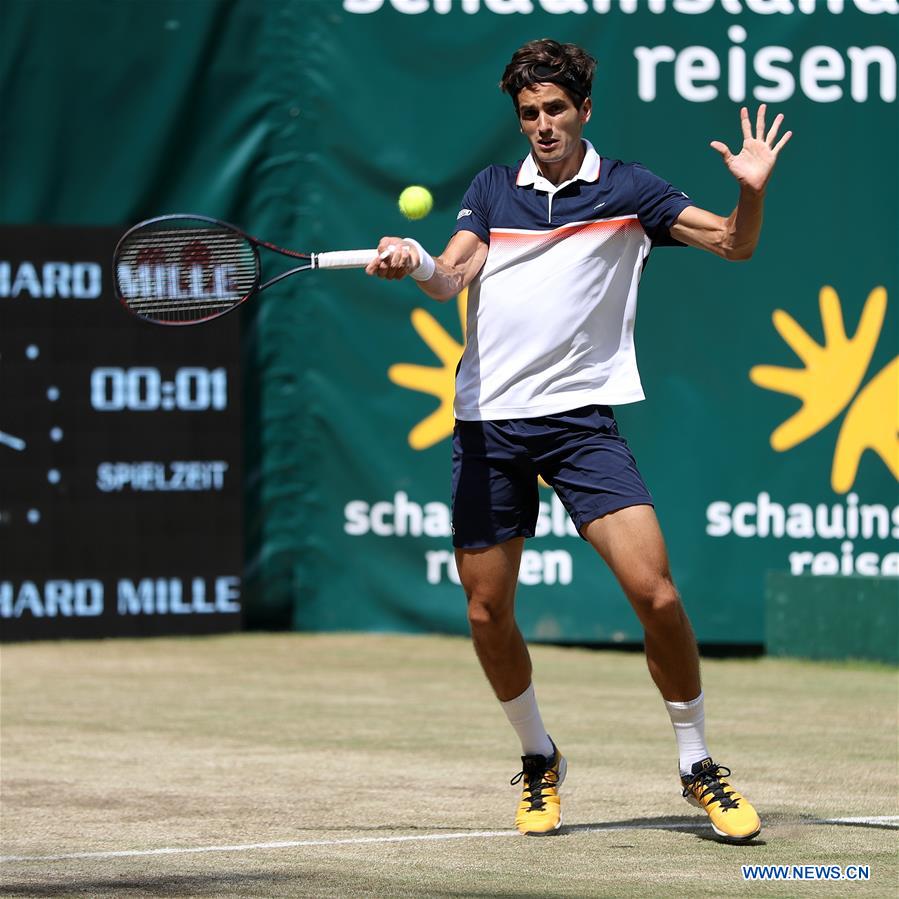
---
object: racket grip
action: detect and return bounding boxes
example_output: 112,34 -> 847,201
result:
314,249 -> 379,270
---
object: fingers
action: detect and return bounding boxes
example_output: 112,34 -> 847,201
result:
710,140 -> 732,161
365,237 -> 397,276
740,106 -> 752,141
773,130 -> 793,154
737,104 -> 792,155
765,111 -> 793,155
755,103 -> 766,140
381,243 -> 412,280
364,238 -> 418,280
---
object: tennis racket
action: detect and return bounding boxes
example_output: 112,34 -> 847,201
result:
113,214 -> 378,325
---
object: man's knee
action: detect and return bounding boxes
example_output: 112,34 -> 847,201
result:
630,577 -> 684,627
466,590 -> 515,632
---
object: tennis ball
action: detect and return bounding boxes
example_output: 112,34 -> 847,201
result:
398,185 -> 433,221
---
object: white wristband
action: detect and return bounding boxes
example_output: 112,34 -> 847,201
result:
404,238 -> 436,282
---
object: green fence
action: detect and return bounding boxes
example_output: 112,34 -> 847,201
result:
3,0 -> 897,643
767,573 -> 899,663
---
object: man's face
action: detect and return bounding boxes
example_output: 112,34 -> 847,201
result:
517,83 -> 591,171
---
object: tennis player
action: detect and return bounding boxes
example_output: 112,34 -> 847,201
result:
365,39 -> 791,842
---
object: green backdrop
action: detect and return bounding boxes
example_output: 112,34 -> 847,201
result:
2,0 -> 897,643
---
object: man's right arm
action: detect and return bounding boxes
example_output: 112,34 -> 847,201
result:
364,230 -> 488,303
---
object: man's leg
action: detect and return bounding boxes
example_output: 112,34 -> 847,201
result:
456,537 -> 555,760
582,504 -> 761,842
455,538 -> 530,702
456,538 -> 565,834
581,504 -> 699,701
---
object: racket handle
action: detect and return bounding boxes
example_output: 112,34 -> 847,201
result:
314,249 -> 378,270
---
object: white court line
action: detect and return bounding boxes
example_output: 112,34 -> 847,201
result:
815,815 -> 899,826
0,823 -> 704,863
1,816 -> 896,864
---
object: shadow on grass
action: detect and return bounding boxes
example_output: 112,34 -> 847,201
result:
0,872 -> 292,897
0,874 -> 611,899
559,815 -> 766,846
0,871 -> 567,899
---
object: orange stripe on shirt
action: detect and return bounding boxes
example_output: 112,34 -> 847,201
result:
489,217 -> 642,245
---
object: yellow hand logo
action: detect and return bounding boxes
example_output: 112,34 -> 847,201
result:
750,285 -> 896,493
832,356 -> 899,494
750,286 -> 886,451
388,290 -> 467,450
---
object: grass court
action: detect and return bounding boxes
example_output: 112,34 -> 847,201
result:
1,633 -> 896,897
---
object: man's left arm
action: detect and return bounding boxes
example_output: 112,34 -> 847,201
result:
669,104 -> 792,261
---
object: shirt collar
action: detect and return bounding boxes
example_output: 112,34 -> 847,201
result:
515,140 -> 601,188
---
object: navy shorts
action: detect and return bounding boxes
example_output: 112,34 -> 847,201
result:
451,405 -> 653,549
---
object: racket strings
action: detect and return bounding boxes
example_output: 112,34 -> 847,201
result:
115,224 -> 258,323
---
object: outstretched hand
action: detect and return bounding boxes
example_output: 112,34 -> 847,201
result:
711,104 -> 792,195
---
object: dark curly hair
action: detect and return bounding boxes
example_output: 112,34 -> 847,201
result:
500,39 -> 597,111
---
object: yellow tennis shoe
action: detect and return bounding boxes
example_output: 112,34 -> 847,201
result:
510,740 -> 566,835
681,757 -> 761,843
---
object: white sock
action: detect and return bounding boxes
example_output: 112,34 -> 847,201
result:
500,683 -> 554,758
664,692 -> 709,776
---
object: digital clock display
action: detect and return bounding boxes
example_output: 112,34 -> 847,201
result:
0,226 -> 243,641
90,367 -> 229,412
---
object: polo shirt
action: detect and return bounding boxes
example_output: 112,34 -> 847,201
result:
451,140 -> 693,421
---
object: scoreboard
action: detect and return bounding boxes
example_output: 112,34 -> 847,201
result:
0,226 -> 243,640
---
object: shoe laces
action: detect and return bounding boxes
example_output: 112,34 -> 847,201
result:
511,757 -> 558,812
682,764 -> 740,810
